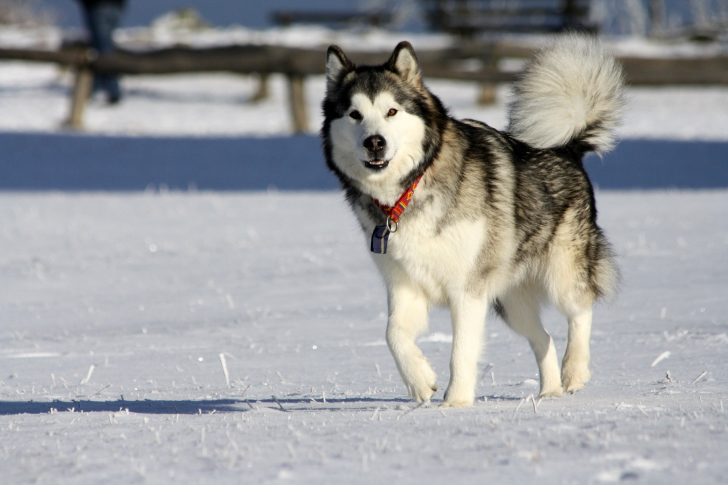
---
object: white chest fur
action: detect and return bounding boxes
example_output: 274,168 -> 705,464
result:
357,203 -> 487,304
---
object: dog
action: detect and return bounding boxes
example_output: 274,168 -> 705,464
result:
321,35 -> 623,407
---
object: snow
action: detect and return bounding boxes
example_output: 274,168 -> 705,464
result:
1,25 -> 727,484
0,25 -> 727,140
1,190 -> 727,483
2,61 -> 728,141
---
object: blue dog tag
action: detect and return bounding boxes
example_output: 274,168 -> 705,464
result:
370,225 -> 390,254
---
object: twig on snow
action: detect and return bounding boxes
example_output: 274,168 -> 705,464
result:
94,384 -> 111,396
276,371 -> 295,385
272,395 -> 288,412
397,401 -> 426,420
240,384 -> 251,398
692,371 -> 708,385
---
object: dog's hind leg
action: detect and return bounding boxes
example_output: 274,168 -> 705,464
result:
442,295 -> 489,408
386,282 -> 438,403
498,285 -> 563,397
561,306 -> 593,393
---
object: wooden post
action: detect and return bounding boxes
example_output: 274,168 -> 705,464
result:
478,47 -> 498,105
477,83 -> 497,105
250,73 -> 270,102
65,67 -> 93,129
287,73 -> 308,133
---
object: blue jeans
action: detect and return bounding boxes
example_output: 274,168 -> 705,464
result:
83,2 -> 123,102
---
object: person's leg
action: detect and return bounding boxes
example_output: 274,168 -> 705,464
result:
84,2 -> 123,102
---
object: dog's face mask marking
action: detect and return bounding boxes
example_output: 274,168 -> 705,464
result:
325,44 -> 428,199
329,91 -> 426,181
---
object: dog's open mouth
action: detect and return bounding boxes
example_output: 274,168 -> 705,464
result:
364,159 -> 389,170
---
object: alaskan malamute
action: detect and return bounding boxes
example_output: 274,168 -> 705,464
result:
321,36 -> 623,407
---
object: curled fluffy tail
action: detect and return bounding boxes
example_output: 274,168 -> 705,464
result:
508,35 -> 625,154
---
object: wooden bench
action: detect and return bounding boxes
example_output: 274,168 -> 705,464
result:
420,0 -> 595,37
271,11 -> 393,29
2,41 -> 727,133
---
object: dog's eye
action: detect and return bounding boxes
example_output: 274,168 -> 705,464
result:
349,110 -> 362,121
387,108 -> 398,117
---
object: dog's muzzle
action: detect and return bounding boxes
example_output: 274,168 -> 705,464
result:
363,135 -> 389,170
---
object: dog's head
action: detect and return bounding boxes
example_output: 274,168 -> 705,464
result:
322,42 -> 446,202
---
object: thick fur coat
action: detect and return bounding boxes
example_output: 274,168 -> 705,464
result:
321,35 -> 624,407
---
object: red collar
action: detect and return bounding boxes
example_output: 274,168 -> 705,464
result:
372,174 -> 424,224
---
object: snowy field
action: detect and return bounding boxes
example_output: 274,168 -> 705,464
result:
1,26 -> 728,484
1,60 -> 728,141
2,191 -> 727,484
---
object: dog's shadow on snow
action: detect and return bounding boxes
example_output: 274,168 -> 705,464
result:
0,397 -> 407,416
0,395 -> 521,415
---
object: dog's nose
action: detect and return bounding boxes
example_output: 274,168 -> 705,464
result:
363,135 -> 386,154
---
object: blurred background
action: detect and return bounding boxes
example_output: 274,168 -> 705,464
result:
0,0 -> 727,189
8,0 -> 728,36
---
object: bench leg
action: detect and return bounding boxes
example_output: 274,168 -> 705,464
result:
287,74 -> 308,134
250,73 -> 270,102
477,82 -> 497,105
66,67 -> 93,129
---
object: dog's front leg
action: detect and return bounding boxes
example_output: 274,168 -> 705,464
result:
386,282 -> 438,403
442,295 -> 488,407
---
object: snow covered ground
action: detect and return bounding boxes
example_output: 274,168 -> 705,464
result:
1,59 -> 728,141
1,190 -> 727,484
1,25 -> 728,484
0,24 -> 727,140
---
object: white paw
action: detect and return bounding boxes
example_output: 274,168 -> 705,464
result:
538,385 -> 563,398
439,398 -> 473,408
402,357 -> 438,403
441,386 -> 475,408
538,374 -> 564,398
561,362 -> 592,394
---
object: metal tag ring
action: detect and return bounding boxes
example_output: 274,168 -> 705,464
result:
386,217 -> 398,233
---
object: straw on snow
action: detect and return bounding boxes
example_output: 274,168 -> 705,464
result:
529,394 -> 542,413
240,384 -> 251,398
80,365 -> 95,385
94,384 -> 111,396
650,351 -> 671,367
219,353 -> 230,388
370,406 -> 381,421
271,395 -> 288,412
397,401 -> 426,420
692,371 -> 708,385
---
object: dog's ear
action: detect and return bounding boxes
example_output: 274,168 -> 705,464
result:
326,45 -> 353,95
387,41 -> 421,88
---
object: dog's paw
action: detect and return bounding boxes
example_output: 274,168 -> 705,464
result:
439,398 -> 473,408
410,384 -> 438,403
403,357 -> 438,403
441,387 -> 475,408
538,385 -> 563,398
538,375 -> 563,398
561,364 -> 591,394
